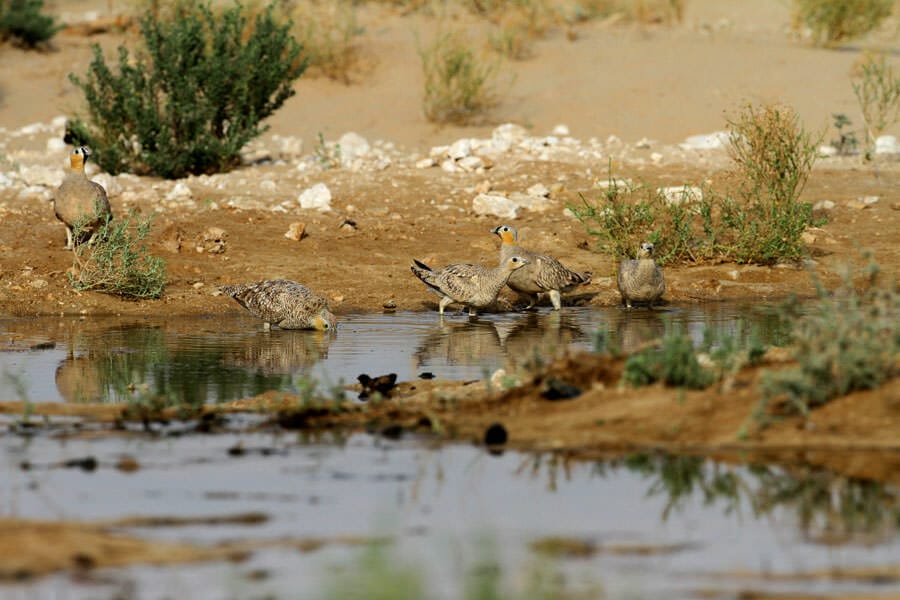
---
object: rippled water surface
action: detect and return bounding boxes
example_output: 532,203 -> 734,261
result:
0,305 -> 791,403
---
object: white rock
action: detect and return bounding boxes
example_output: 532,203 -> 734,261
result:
338,132 -> 370,167
0,172 -> 16,188
552,124 -> 570,136
472,193 -> 519,220
298,182 -> 332,211
415,157 -> 436,169
508,192 -> 553,212
818,144 -> 838,157
440,159 -> 460,173
457,156 -> 484,172
429,145 -> 449,159
492,123 -> 528,149
813,199 -> 835,211
526,183 -> 550,197
260,179 -> 277,191
680,131 -> 730,150
46,137 -> 68,153
659,185 -> 703,205
860,195 -> 879,205
275,135 -> 303,159
166,181 -> 193,201
606,135 -> 622,146
650,152 -> 664,164
875,135 -> 900,154
51,115 -> 68,129
20,185 -> 52,201
635,137 -> 653,149
19,165 -> 60,187
447,138 -> 473,160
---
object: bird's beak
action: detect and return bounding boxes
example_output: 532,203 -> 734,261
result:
490,226 -> 500,234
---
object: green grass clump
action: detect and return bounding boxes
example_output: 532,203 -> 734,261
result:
756,254 -> 898,420
419,29 -> 500,124
0,0 -> 61,47
724,102 -> 821,264
572,102 -> 821,266
852,52 -> 900,160
70,210 -> 167,299
623,323 -> 715,389
65,2 -> 305,179
790,0 -> 894,47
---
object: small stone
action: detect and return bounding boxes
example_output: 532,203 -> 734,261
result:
526,183 -> 550,197
457,156 -> 484,172
332,294 -> 344,303
875,135 -> 900,155
440,159 -> 460,173
552,124 -> 570,136
472,193 -> 519,220
818,144 -> 838,157
338,132 -> 370,167
846,198 -> 870,210
339,219 -> 357,232
198,227 -> 227,254
166,182 -> 193,201
29,279 -> 48,289
635,137 -> 653,149
860,195 -> 879,205
192,282 -> 204,289
679,131 -> 729,150
298,182 -> 332,211
284,221 -> 307,241
383,299 -> 397,312
800,231 -> 817,245
447,138 -> 472,160
659,185 -> 703,205
813,200 -> 835,211
415,157 -> 436,169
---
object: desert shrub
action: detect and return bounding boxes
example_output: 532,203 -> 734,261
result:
723,102 -> 821,264
571,179 -> 706,265
852,52 -> 900,159
0,0 -> 61,47
623,322 -> 715,389
755,254 -> 898,421
419,29 -> 500,124
69,210 -> 167,299
791,0 -> 893,47
829,112 -> 860,155
65,2 -> 305,179
570,0 -> 685,24
282,0 -> 362,83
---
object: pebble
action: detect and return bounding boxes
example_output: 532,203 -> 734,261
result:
679,131 -> 729,150
284,221 -> 307,241
813,200 -> 835,211
298,182 -> 332,211
472,193 -> 518,219
659,185 -> 703,205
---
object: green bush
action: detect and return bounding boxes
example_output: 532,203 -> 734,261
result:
69,210 -> 167,299
756,254 -> 898,420
623,323 -> 716,389
572,102 -> 821,266
791,0 -> 894,47
0,0 -> 61,47
419,29 -> 499,124
66,2 -> 305,179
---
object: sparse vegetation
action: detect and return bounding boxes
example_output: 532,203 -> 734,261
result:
282,0 -> 363,83
622,322 -> 715,389
419,29 -> 500,124
69,210 -> 167,299
829,112 -> 859,155
65,2 -> 305,179
572,102 -> 821,265
0,0 -> 61,47
852,52 -> 900,160
754,253 -> 898,423
570,0 -> 685,25
790,0 -> 894,47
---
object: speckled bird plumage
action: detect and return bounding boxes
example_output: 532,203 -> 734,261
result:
54,146 -> 112,249
617,242 -> 665,308
410,256 -> 529,316
219,279 -> 337,331
490,224 -> 592,310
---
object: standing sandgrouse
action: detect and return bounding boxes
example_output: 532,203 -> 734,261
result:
490,225 -> 592,310
53,146 -> 112,249
617,242 -> 665,308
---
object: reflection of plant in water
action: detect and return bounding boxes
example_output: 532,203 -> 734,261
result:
623,453 -> 743,520
519,450 -> 900,543
750,464 -> 900,544
2,368 -> 33,423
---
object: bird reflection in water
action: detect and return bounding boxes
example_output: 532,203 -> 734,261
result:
414,319 -> 505,371
500,311 -> 587,369
221,329 -> 334,375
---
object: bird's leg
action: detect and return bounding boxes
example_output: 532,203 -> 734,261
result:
438,296 -> 453,315
263,321 -> 272,331
65,226 -> 74,250
468,307 -> 477,317
548,290 -> 562,311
